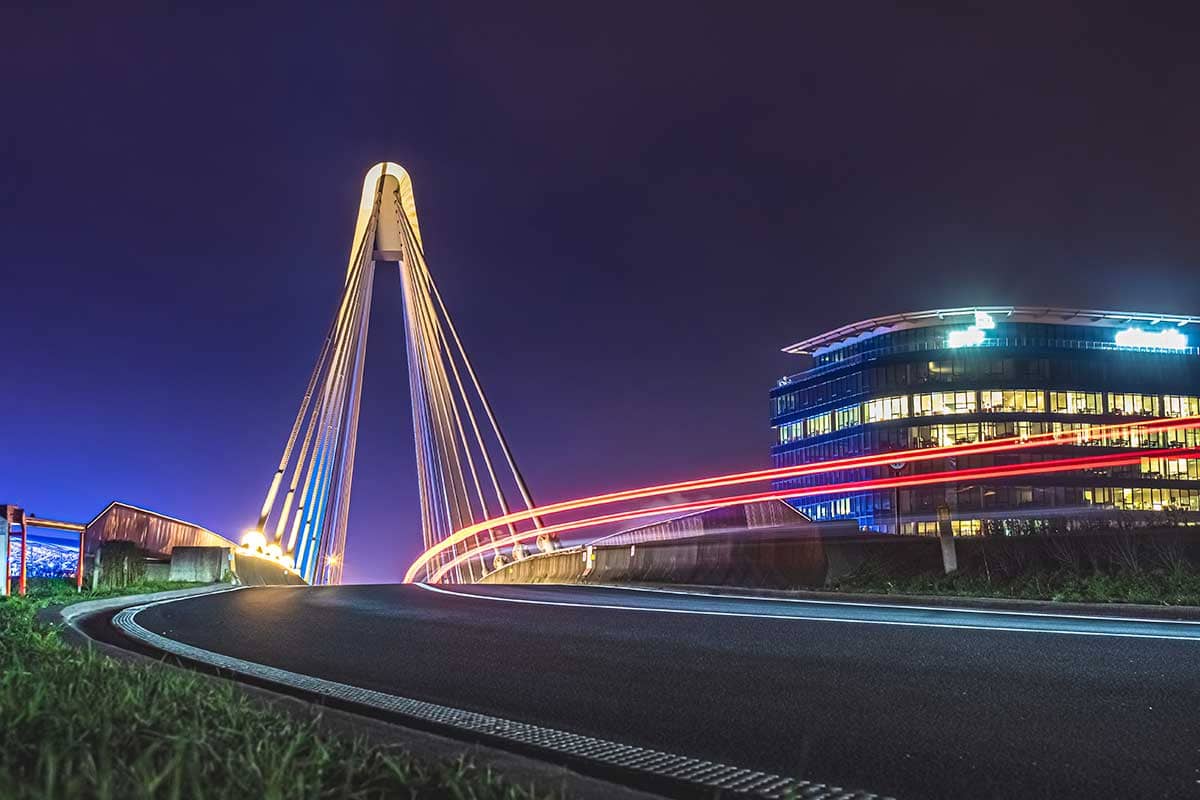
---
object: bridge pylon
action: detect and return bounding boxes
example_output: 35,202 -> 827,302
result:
249,163 -> 540,584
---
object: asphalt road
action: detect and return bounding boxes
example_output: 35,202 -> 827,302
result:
131,584 -> 1200,799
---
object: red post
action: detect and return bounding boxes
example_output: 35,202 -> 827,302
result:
2,516 -> 9,597
18,509 -> 28,596
76,531 -> 85,591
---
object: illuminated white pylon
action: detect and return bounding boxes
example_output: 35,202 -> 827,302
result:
252,163 -> 541,584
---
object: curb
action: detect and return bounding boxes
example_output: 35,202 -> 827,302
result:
111,590 -> 893,800
55,585 -> 662,800
57,583 -> 238,623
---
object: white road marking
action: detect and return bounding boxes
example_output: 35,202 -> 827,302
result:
590,582 -> 1200,626
416,584 -> 1200,641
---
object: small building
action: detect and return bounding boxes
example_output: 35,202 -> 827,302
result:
83,501 -> 233,561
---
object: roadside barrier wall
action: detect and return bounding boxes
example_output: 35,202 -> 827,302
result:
480,525 -> 1200,589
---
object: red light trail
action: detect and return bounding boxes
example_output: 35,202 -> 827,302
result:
422,444 -> 1200,583
403,415 -> 1200,582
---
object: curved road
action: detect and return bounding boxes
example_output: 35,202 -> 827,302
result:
129,584 -> 1200,799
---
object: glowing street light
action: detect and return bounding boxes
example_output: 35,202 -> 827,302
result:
240,529 -> 267,553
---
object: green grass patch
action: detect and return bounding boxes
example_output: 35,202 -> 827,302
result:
831,563 -> 1200,606
1,580 -> 557,799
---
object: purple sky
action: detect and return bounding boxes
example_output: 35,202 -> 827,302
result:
4,3 -> 1200,582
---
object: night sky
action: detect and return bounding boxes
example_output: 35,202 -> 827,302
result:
4,4 -> 1199,582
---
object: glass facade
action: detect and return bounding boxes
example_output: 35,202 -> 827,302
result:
770,312 -> 1200,534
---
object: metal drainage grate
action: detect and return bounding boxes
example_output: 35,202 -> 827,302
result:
113,595 -> 893,800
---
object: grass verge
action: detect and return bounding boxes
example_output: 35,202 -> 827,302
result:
1,579 -> 557,800
830,565 -> 1200,606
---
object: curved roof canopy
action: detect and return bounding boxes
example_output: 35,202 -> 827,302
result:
783,306 -> 1200,356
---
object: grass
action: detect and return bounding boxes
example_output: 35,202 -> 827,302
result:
1,579 -> 558,800
830,564 -> 1200,606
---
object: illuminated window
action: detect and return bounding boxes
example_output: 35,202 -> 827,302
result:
1141,458 -> 1200,481
952,519 -> 982,536
862,395 -> 909,423
1098,424 -> 1162,448
1164,426 -> 1200,448
834,404 -> 861,430
982,420 -> 1049,441
908,519 -> 984,536
777,421 -> 804,444
979,389 -> 1044,413
1163,395 -> 1200,418
1085,486 -> 1200,512
1051,421 -> 1110,445
806,411 -> 833,438
909,423 -> 980,448
1049,391 -> 1103,414
911,391 -> 977,417
1107,393 -> 1160,417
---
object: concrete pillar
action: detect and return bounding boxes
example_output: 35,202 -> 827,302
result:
91,546 -> 102,591
937,504 -> 958,574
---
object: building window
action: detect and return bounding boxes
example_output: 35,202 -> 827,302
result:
908,422 -> 980,448
862,395 -> 908,423
1162,395 -> 1200,418
1108,393 -> 1160,417
834,404 -> 861,430
911,390 -> 978,417
979,389 -> 1045,413
1163,427 -> 1200,447
777,420 -> 804,444
771,392 -> 798,418
1085,486 -> 1200,512
1049,391 -> 1103,414
1141,458 -> 1200,481
982,420 -> 1050,441
806,411 -> 833,438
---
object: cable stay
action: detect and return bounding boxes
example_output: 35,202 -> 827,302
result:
247,163 -> 551,584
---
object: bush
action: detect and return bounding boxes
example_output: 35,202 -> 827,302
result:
834,561 -> 1200,606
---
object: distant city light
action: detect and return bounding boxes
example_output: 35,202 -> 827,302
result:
1114,327 -> 1188,350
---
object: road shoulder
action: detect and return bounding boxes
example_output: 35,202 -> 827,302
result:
605,581 -> 1200,620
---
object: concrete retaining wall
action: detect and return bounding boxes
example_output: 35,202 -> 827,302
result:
160,546 -> 306,585
169,547 -> 233,582
481,522 -> 903,588
481,525 -> 1200,589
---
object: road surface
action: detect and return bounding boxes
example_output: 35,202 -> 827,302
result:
129,583 -> 1200,799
